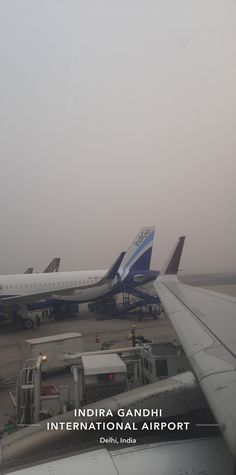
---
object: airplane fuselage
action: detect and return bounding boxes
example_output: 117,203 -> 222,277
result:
0,269 -> 109,304
0,269 -> 158,317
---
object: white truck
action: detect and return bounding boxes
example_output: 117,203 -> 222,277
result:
20,332 -> 83,372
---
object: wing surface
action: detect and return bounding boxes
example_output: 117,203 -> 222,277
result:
154,237 -> 236,458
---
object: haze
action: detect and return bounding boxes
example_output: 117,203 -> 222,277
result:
0,1 -> 236,274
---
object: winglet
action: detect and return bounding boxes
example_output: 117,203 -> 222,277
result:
104,251 -> 126,280
162,236 -> 185,275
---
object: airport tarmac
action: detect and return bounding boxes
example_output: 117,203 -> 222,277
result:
0,310 -> 176,379
0,283 -> 235,430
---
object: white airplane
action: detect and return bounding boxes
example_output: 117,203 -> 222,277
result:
154,236 -> 236,461
0,227 -> 157,322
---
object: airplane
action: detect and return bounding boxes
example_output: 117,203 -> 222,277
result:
24,258 -> 61,275
0,227 -> 158,326
154,236 -> 236,461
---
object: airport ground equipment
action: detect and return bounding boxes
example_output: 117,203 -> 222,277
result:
16,357 -> 66,425
16,355 -> 45,425
51,303 -> 79,320
15,343 -> 190,422
1,370 -> 209,466
20,333 -> 83,373
2,344 -> 210,465
0,307 -> 38,330
66,342 -> 191,404
141,342 -> 191,384
80,354 -> 128,404
89,286 -> 161,318
122,284 -> 160,304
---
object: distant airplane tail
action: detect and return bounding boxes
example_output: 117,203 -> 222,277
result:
24,267 -> 33,274
118,227 -> 155,282
44,258 -> 61,273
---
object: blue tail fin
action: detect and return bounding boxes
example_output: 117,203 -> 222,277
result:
118,227 -> 155,282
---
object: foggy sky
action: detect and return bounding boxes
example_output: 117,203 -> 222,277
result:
0,1 -> 236,274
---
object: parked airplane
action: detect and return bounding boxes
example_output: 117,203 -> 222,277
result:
154,236 -> 236,461
0,227 -> 157,326
24,258 -> 61,275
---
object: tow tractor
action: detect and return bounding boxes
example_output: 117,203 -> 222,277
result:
0,307 -> 39,330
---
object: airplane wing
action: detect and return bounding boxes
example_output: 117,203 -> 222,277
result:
154,237 -> 236,459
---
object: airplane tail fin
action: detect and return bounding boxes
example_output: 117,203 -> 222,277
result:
103,252 -> 126,280
161,236 -> 185,276
25,267 -> 33,274
44,258 -> 61,273
118,227 -> 155,282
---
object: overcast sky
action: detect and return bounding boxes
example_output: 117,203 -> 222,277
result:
0,1 -> 236,274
